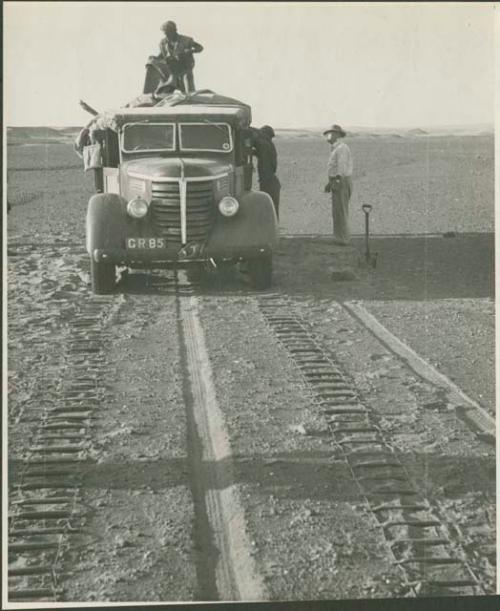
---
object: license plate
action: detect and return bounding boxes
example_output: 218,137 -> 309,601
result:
126,237 -> 166,249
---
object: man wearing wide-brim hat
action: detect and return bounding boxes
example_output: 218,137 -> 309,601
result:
323,124 -> 353,245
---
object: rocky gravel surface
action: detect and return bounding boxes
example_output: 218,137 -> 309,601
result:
362,299 -> 495,416
6,136 -> 495,603
277,134 -> 494,237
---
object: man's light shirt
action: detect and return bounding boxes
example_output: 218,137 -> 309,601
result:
327,141 -> 353,177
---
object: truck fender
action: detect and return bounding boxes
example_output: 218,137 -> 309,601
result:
86,193 -> 128,256
240,189 -> 278,233
207,190 -> 278,253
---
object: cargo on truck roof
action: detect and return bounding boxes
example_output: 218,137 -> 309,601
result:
75,90 -> 252,157
80,90 -> 252,133
98,104 -> 252,129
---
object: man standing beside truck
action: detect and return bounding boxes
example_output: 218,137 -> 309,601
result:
323,124 -> 353,245
253,125 -> 281,220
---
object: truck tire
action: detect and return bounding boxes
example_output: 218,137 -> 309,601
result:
248,255 -> 272,290
90,258 -> 116,294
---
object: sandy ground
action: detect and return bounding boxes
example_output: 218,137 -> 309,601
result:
6,133 -> 495,602
273,234 -> 495,416
198,291 -> 495,599
60,293 -> 199,602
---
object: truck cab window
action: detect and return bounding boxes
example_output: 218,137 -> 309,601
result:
179,123 -> 232,152
122,123 -> 176,152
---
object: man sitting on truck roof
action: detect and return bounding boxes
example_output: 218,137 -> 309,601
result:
156,21 -> 203,93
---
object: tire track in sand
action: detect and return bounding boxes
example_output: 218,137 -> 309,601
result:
176,271 -> 268,601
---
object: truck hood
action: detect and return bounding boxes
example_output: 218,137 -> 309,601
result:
124,157 -> 232,180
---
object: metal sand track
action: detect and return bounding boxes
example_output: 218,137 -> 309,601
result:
258,292 -> 491,598
7,269 -> 266,603
8,294 -> 122,602
6,257 -> 495,602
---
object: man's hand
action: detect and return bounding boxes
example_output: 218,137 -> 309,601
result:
324,182 -> 332,193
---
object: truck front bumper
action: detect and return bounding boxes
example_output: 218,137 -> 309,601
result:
92,245 -> 273,266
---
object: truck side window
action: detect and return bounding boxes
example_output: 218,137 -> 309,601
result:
104,130 -> 120,167
239,129 -> 254,164
239,128 -> 254,190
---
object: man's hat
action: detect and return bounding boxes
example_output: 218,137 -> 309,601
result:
323,124 -> 346,137
260,125 -> 275,138
161,20 -> 177,32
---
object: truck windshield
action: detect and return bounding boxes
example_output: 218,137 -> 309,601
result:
179,123 -> 233,152
122,123 -> 175,152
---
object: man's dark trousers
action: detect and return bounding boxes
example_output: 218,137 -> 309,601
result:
260,175 -> 281,220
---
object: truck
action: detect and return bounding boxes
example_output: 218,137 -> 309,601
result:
82,91 -> 278,293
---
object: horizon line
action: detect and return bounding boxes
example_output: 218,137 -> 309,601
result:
275,123 -> 494,131
7,122 -> 494,131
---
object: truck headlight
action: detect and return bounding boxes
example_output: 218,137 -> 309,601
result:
127,197 -> 149,218
218,196 -> 239,217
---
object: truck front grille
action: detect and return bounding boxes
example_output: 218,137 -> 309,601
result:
151,180 -> 215,244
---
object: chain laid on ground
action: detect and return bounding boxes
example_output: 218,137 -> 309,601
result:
8,295 -> 122,603
258,293 -> 486,598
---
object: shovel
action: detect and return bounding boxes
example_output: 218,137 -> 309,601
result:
362,204 -> 378,268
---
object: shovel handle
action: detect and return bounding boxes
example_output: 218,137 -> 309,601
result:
362,204 -> 372,261
79,100 -> 99,116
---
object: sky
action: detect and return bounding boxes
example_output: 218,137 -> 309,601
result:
3,1 -> 496,129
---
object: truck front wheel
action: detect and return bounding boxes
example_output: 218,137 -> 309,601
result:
247,255 -> 272,290
90,258 -> 116,294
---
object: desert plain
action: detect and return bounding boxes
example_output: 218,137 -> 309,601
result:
6,127 -> 496,603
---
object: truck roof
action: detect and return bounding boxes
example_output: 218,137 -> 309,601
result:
89,104 -> 252,133
110,104 -> 251,124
